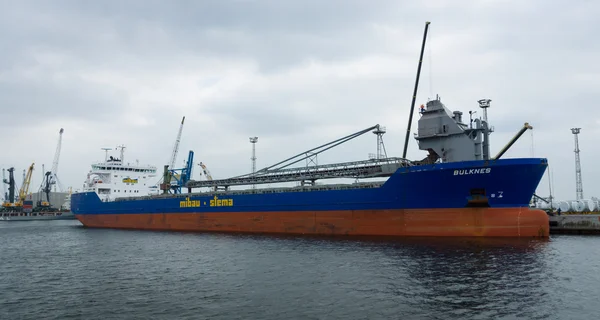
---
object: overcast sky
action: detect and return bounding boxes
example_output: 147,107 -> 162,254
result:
1,0 -> 598,202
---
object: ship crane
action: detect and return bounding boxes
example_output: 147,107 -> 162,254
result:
493,123 -> 533,160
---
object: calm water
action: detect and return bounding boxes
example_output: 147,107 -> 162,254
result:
1,220 -> 599,320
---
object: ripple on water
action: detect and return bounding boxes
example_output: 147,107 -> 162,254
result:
1,221 -> 599,320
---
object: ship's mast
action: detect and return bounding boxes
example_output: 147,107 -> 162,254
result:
478,99 -> 492,160
402,21 -> 431,159
117,145 -> 126,163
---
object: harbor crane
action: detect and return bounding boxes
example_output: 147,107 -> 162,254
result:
37,128 -> 64,208
198,162 -> 213,181
49,128 -> 64,192
13,163 -> 34,208
2,167 -> 16,207
169,116 -> 185,170
2,163 -> 35,210
161,150 -> 194,194
158,116 -> 186,190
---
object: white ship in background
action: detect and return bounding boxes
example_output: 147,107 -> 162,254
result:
82,146 -> 159,202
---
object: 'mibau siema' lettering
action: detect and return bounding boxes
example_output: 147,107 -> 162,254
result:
179,196 -> 234,208
180,198 -> 201,208
210,195 -> 233,207
453,168 -> 492,176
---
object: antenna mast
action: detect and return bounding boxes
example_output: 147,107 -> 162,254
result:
402,21 -> 431,159
101,148 -> 112,162
117,145 -> 126,163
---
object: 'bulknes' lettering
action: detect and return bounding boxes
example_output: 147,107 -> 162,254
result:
453,168 -> 492,175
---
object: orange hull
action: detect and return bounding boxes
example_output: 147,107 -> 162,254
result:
75,207 -> 549,238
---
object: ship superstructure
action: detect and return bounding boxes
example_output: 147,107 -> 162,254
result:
82,146 -> 159,202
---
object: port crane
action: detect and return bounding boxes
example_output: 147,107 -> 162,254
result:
158,116 -> 191,194
162,150 -> 194,194
169,116 -> 185,170
2,167 -> 16,208
9,163 -> 35,209
158,116 -> 200,194
37,128 -> 64,208
2,163 -> 35,210
198,162 -> 213,181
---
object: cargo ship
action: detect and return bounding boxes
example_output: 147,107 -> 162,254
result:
71,22 -> 550,237
71,95 -> 550,238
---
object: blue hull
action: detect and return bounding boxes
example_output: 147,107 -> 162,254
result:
72,158 -> 548,214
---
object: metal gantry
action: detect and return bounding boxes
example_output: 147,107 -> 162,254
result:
239,125 -> 382,177
186,124 -> 410,190
185,157 -> 410,189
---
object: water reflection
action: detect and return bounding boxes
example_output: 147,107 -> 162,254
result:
350,237 -> 554,319
2,222 -> 594,320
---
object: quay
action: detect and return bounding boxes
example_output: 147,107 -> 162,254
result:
549,214 -> 600,235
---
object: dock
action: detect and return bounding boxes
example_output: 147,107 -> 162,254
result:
549,214 -> 600,235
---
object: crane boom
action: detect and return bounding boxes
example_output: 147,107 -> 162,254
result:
49,128 -> 64,192
199,162 -> 213,181
16,163 -> 34,206
493,122 -> 533,160
169,116 -> 185,169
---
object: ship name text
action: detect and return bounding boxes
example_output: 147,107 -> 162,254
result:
211,195 -> 233,207
179,196 -> 234,208
453,168 -> 491,176
180,198 -> 201,208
